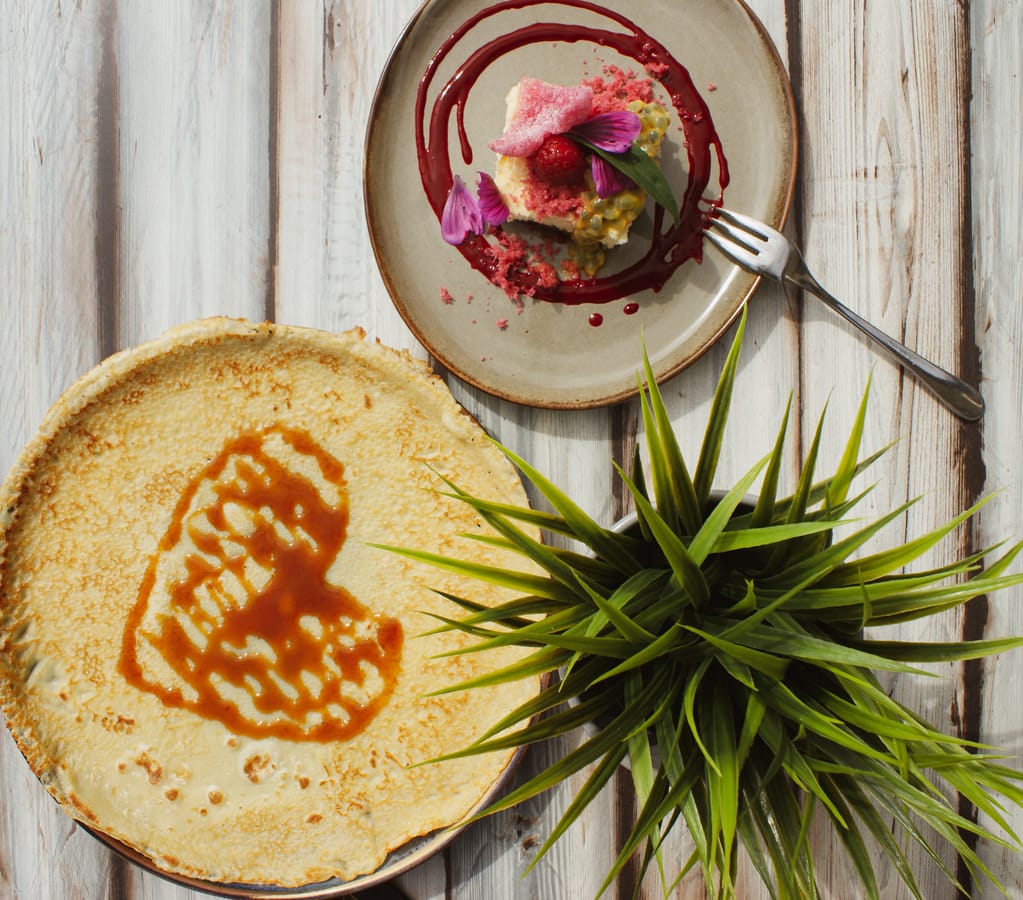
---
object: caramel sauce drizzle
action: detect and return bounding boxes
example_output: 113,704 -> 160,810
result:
119,426 -> 403,742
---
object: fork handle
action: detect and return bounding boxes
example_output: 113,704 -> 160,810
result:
786,269 -> 985,421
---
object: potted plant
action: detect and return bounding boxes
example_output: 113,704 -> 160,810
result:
383,310 -> 1023,899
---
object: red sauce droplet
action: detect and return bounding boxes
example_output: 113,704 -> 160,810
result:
415,0 -> 728,306
588,313 -> 604,327
623,302 -> 640,315
119,426 -> 403,743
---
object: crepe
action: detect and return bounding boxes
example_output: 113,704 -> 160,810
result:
0,319 -> 539,887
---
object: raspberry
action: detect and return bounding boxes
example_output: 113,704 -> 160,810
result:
529,134 -> 586,184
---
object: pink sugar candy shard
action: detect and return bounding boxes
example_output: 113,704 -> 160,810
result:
489,78 -> 594,158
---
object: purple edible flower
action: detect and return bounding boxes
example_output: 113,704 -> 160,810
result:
441,175 -> 485,245
591,154 -> 635,198
569,110 -> 642,153
477,172 -> 509,226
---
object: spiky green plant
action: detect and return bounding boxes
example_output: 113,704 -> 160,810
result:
382,310 -> 1023,899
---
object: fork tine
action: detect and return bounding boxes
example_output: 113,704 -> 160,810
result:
706,216 -> 764,259
715,206 -> 773,240
702,225 -> 761,269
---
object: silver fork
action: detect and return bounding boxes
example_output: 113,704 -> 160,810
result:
704,207 -> 984,422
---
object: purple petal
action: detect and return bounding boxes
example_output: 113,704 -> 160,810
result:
477,172 -> 509,226
570,110 -> 642,153
440,175 -> 484,245
591,155 -> 635,198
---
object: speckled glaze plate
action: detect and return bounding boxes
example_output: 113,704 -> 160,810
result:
365,0 -> 796,408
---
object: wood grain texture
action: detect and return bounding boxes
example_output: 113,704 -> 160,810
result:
970,0 -> 1023,895
791,2 -> 987,896
2,3 -> 110,897
1,0 -> 1020,898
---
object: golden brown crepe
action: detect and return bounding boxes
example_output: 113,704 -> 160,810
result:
0,319 -> 538,887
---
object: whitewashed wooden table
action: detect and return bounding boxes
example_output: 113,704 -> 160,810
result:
2,1 -> 1022,898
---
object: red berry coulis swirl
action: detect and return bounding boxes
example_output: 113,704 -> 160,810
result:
415,0 -> 728,306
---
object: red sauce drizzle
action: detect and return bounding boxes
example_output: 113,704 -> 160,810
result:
588,313 -> 604,327
120,426 -> 403,743
623,302 -> 640,315
415,0 -> 729,306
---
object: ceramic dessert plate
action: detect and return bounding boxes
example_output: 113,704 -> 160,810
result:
365,0 -> 797,408
0,319 -> 540,895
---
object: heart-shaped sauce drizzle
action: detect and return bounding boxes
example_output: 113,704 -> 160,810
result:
119,426 -> 402,742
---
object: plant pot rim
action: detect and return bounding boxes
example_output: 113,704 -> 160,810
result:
609,489 -> 758,534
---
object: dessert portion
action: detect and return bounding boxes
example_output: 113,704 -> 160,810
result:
0,319 -> 539,887
490,74 -> 671,275
417,3 -> 728,309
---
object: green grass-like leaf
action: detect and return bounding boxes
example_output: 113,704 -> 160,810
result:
383,306 -> 1023,899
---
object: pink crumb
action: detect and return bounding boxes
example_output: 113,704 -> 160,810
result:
534,260 -> 559,289
497,318 -> 509,330
485,234 -> 529,300
519,177 -> 585,219
482,231 -> 563,305
707,82 -> 718,92
584,66 -> 656,113
484,231 -> 548,301
439,287 -> 454,304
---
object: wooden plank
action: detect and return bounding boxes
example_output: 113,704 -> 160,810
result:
0,3 -> 111,897
970,0 -> 1023,895
792,1 -> 995,898
105,7 -> 273,896
273,0 -> 425,346
112,1 -> 272,346
643,1 -> 795,896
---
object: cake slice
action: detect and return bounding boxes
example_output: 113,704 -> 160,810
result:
490,76 -> 671,273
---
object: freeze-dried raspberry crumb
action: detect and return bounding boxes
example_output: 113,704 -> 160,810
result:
482,216 -> 572,303
519,176 -> 586,219
584,66 -> 656,113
